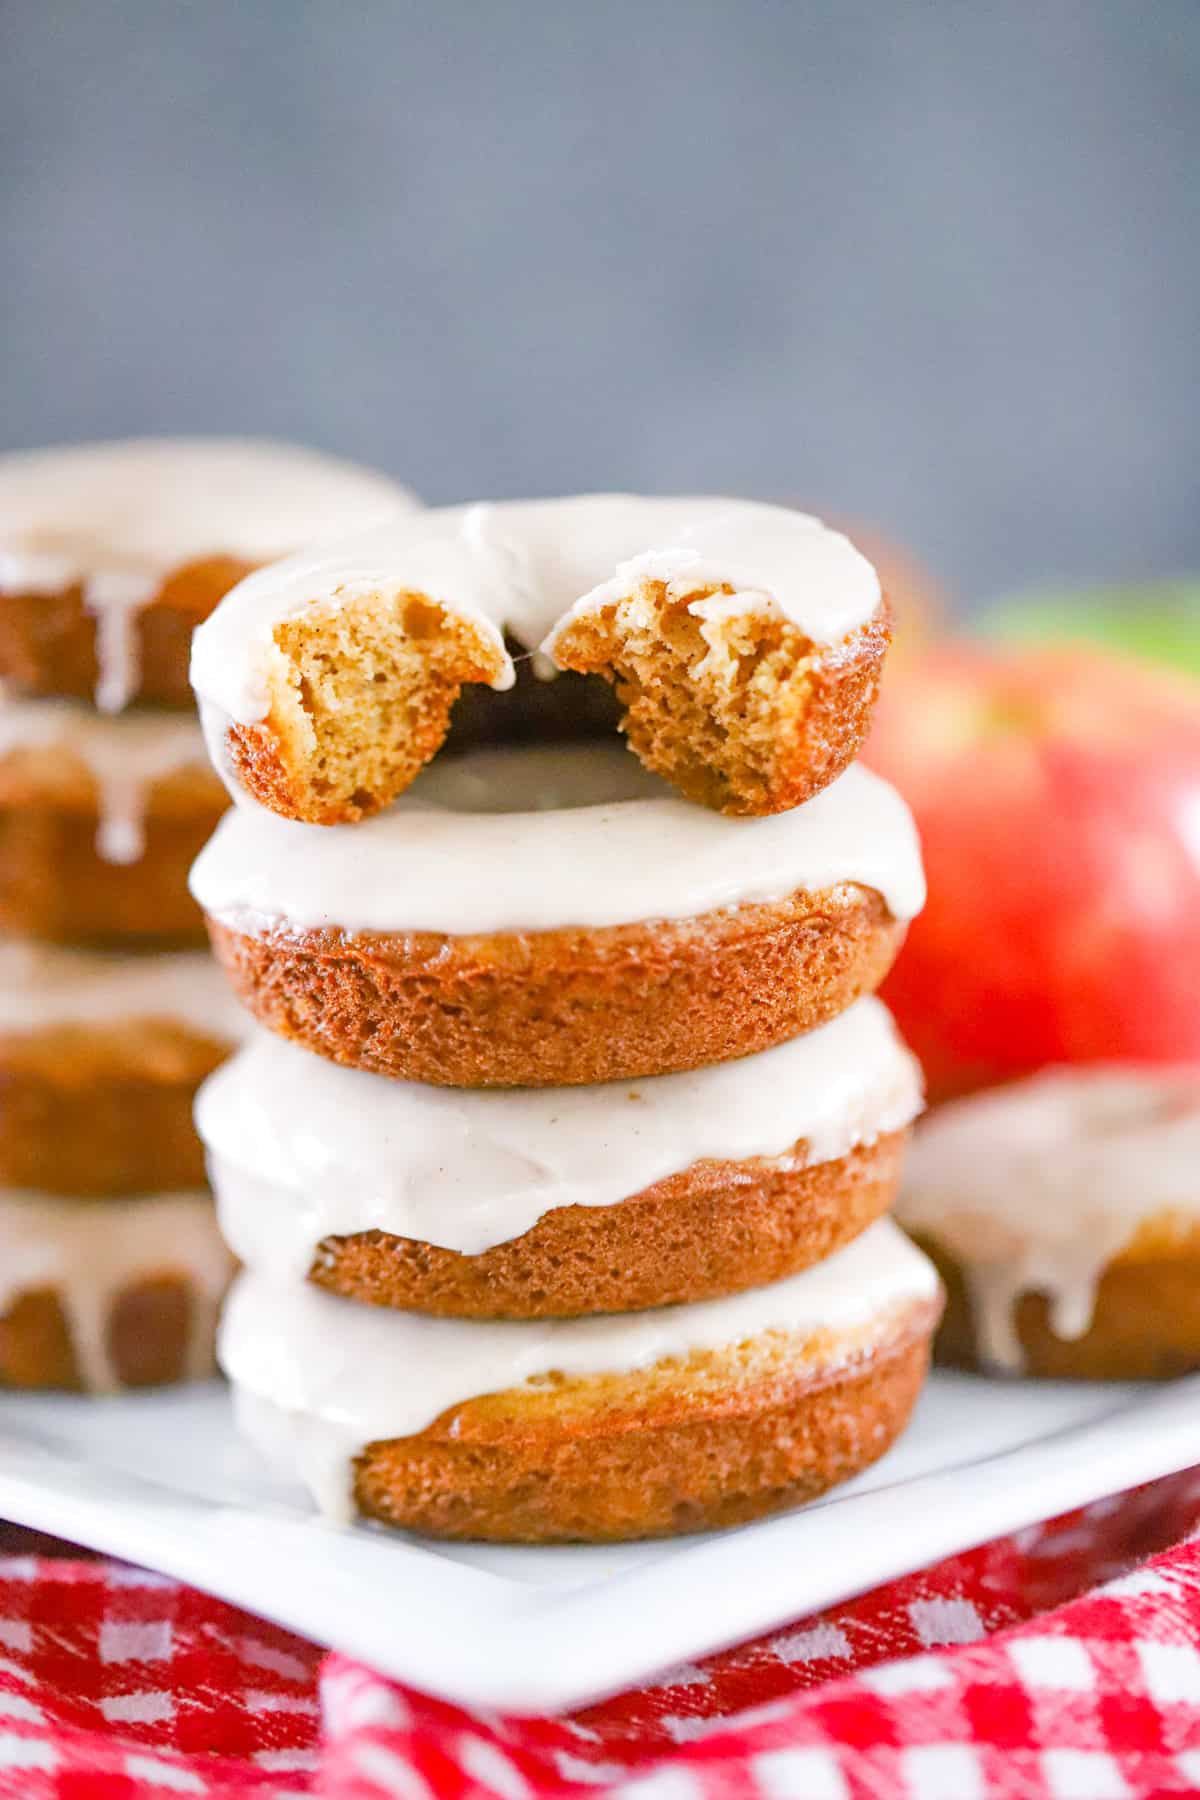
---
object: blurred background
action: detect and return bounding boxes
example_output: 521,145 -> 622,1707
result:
2,0 -> 1198,603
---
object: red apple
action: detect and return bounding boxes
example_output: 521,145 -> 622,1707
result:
865,643 -> 1200,1103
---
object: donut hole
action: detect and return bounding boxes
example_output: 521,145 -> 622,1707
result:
261,590 -> 507,823
444,632 -> 621,755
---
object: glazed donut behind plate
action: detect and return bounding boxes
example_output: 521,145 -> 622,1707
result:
191,742 -> 925,1086
899,1066 -> 1200,1378
190,495 -> 889,824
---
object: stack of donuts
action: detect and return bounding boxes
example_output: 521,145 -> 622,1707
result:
0,440 -> 412,1391
190,495 -> 945,1542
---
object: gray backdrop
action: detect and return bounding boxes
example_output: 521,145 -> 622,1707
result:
3,1 -> 1198,602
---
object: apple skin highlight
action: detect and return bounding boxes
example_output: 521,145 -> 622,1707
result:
864,643 -> 1200,1103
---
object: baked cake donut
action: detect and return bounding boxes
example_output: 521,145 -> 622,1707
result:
189,496 -> 889,823
221,1218 -> 941,1541
200,996 -> 923,1318
0,440 -> 414,712
0,943 -> 244,1194
0,697 -> 227,941
899,1066 -> 1200,1379
0,1189 -> 233,1392
191,741 -> 924,1086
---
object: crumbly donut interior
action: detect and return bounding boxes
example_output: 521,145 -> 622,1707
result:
265,591 -> 506,821
551,580 -> 819,813
245,578 -> 874,821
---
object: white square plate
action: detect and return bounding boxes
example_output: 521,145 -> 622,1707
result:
1,1371 -> 1198,1714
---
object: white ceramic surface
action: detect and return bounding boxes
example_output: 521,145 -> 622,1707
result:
1,1371 -> 1197,1713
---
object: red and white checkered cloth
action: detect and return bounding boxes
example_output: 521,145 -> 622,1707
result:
4,1471 -> 1200,1800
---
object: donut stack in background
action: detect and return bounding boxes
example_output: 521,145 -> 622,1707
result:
191,496 -> 944,1543
0,440 -> 414,1391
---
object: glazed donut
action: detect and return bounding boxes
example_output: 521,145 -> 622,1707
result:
0,698 -> 227,942
190,741 -> 924,1086
200,996 -> 923,1318
899,1066 -> 1200,1378
221,1217 -> 942,1541
0,944 -> 244,1195
0,439 -> 414,712
190,495 -> 889,823
0,1189 -> 234,1393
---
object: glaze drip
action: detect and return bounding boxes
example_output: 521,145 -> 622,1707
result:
898,1066 -> 1200,1371
0,439 -> 416,711
0,1190 -> 233,1393
0,698 -> 214,864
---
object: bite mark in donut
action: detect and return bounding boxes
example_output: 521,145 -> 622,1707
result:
548,583 -> 891,815
191,496 -> 889,824
225,593 -> 507,825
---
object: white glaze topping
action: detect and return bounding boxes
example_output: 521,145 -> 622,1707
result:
0,1189 -> 233,1393
898,1066 -> 1200,1371
0,697 -> 214,863
202,997 -> 922,1269
189,741 -> 925,935
221,1218 -> 939,1519
0,941 -> 247,1044
189,494 -> 881,731
0,439 -> 416,712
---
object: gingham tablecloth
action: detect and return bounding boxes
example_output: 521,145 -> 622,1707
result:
4,1470 -> 1200,1800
